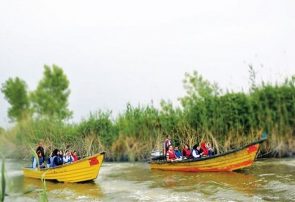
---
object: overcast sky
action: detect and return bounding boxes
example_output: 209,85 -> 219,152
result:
0,0 -> 294,128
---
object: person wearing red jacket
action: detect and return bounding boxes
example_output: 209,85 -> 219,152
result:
182,144 -> 191,159
200,141 -> 209,156
166,145 -> 177,161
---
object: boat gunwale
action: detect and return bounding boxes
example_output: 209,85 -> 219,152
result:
149,138 -> 266,164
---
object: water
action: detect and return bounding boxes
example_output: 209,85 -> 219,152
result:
3,159 -> 295,201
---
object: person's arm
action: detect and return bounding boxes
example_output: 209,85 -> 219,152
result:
32,157 -> 37,168
166,153 -> 169,161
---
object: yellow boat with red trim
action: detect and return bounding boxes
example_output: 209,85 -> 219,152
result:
23,152 -> 105,183
150,135 -> 267,172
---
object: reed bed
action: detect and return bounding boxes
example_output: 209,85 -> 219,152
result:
1,74 -> 295,160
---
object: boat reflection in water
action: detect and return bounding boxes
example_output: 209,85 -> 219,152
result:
150,169 -> 261,195
23,177 -> 103,200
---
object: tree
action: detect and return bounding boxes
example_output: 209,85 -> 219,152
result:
180,71 -> 220,108
31,64 -> 72,120
1,77 -> 30,121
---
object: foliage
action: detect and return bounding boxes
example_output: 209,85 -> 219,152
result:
1,68 -> 295,160
31,64 -> 72,120
1,77 -> 30,121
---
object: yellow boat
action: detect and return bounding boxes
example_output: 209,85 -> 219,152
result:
150,135 -> 267,172
23,152 -> 105,183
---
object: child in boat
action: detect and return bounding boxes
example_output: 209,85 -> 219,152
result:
63,150 -> 74,163
50,149 -> 63,167
206,142 -> 215,156
174,146 -> 182,159
166,145 -> 177,161
192,145 -> 203,159
182,144 -> 191,159
32,150 -> 45,168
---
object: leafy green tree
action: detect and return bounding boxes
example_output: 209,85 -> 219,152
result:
1,77 -> 29,121
180,71 -> 220,108
31,64 -> 72,120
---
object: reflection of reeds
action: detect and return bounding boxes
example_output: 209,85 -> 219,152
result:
39,173 -> 48,202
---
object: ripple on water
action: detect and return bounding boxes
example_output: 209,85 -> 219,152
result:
4,160 -> 295,201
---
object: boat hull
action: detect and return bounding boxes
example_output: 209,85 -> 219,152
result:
150,142 -> 263,172
23,152 -> 104,183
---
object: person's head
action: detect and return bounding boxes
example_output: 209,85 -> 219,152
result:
66,150 -> 71,156
37,150 -> 42,157
184,144 -> 189,149
73,150 -> 77,155
52,149 -> 59,156
174,146 -> 179,151
168,145 -> 173,151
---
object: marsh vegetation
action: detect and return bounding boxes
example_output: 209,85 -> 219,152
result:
0,65 -> 295,161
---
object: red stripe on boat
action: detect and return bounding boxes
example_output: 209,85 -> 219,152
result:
89,157 -> 99,166
247,145 -> 257,154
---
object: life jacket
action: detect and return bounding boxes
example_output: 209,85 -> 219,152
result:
201,142 -> 208,156
182,148 -> 191,158
73,154 -> 78,161
166,150 -> 176,160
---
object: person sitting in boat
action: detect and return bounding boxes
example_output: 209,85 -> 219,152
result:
32,150 -> 45,169
174,146 -> 182,159
72,150 -> 78,161
49,149 -> 63,167
200,141 -> 209,156
36,140 -> 45,159
163,135 -> 172,156
63,150 -> 74,163
182,144 -> 191,159
192,144 -> 203,159
166,145 -> 177,161
58,150 -> 64,165
46,151 -> 52,168
206,142 -> 215,156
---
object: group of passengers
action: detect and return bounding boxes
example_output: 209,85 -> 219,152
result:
163,136 -> 215,162
32,143 -> 79,169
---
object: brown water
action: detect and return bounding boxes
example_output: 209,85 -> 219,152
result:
3,159 -> 295,201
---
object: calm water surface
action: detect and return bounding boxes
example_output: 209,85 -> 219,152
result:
3,159 -> 295,201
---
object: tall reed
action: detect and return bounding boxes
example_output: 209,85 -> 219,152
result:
1,73 -> 295,160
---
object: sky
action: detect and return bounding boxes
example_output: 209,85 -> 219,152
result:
0,0 -> 295,128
